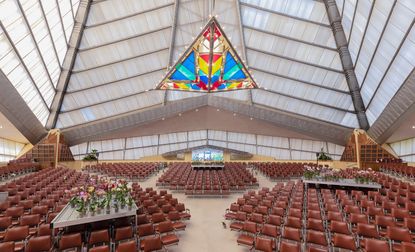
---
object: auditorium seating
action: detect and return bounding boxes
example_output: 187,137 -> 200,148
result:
253,162 -> 309,180
84,162 -> 159,181
0,158 -> 40,181
156,162 -> 258,196
381,164 -> 415,178
224,173 -> 415,251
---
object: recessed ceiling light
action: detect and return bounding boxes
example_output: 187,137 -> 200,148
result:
216,109 -> 220,111
412,125 -> 415,129
195,109 -> 199,112
161,117 -> 165,121
0,125 -> 3,129
250,117 -> 253,120
178,113 -> 182,116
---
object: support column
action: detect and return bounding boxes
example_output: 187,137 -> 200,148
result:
323,0 -> 369,130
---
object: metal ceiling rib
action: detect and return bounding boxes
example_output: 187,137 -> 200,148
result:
46,0 -> 90,129
368,68 -> 415,143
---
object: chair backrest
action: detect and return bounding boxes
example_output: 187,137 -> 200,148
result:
89,229 -> 110,245
402,242 -> 415,252
142,236 -> 162,252
0,216 -> 12,229
243,221 -> 257,234
167,211 -> 180,221
117,240 -> 137,252
138,223 -> 155,237
306,230 -> 327,246
4,225 -> 29,242
356,223 -> 379,239
386,226 -> 412,242
307,218 -> 324,232
282,227 -> 301,242
0,241 -> 14,252
261,224 -> 278,238
375,215 -> 395,228
157,221 -> 174,234
151,213 -> 165,223
115,226 -> 133,242
59,233 -> 82,250
89,245 -> 110,252
365,239 -> 389,252
330,221 -> 350,235
333,233 -> 356,251
5,206 -> 24,218
255,237 -> 273,252
267,215 -> 282,226
20,214 -> 40,227
280,240 -> 300,252
26,235 -> 52,252
37,224 -> 52,236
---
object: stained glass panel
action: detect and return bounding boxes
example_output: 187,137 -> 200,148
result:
157,18 -> 257,92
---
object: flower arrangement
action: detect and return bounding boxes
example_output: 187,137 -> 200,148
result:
354,169 -> 373,184
303,166 -> 319,180
67,177 -> 134,215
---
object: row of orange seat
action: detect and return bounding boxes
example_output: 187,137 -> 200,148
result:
157,162 -> 258,196
84,162 -> 159,180
0,167 -> 91,252
225,175 -> 415,252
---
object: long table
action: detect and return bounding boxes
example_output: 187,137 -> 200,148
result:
191,164 -> 225,171
303,178 -> 381,190
51,203 -> 137,230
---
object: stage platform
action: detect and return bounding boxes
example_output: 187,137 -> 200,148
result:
191,164 -> 225,171
303,178 -> 381,190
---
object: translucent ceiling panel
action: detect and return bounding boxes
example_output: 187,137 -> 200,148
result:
56,91 -> 163,128
361,2 -> 414,108
341,0 -> 357,41
244,28 -> 343,71
86,0 -> 174,26
0,0 -> 79,126
241,5 -> 336,48
247,49 -> 349,92
366,25 -> 415,124
252,70 -> 352,111
80,4 -> 173,49
240,0 -> 330,25
348,0 -> 373,64
354,0 -> 395,86
252,89 -> 359,128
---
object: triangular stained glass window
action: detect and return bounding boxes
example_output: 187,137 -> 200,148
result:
156,17 -> 258,92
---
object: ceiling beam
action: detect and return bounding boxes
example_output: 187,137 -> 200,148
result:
16,1 -> 56,93
365,19 -> 414,110
244,25 -> 337,52
359,0 -> 397,92
0,22 -> 50,111
55,0 -> 68,45
354,0 -> 376,67
247,46 -> 344,74
85,2 -> 175,29
367,68 -> 415,143
79,26 -> 171,52
65,67 -> 164,94
46,0 -> 91,129
164,0 -> 179,105
240,2 -> 331,28
38,0 -> 61,66
323,0 -> 369,130
0,70 -> 47,144
72,47 -> 169,74
250,67 -> 350,95
235,0 -> 253,105
258,88 -> 355,113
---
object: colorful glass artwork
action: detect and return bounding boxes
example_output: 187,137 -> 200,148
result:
156,17 -> 257,92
